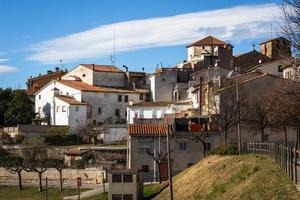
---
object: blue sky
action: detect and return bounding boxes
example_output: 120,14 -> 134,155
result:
0,0 -> 283,88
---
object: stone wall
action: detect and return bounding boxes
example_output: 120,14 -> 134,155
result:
0,167 -> 105,185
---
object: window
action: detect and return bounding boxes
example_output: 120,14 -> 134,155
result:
93,120 -> 96,125
115,109 -> 120,116
178,142 -> 188,151
124,95 -> 128,102
98,107 -> 102,114
118,95 -> 122,102
204,143 -> 212,152
112,174 -> 122,183
39,95 -> 41,100
142,165 -> 149,172
143,79 -> 146,85
278,65 -> 283,72
139,94 -> 143,100
123,194 -> 133,200
75,105 -> 79,112
112,194 -> 122,200
62,106 -> 66,112
82,74 -> 86,78
123,174 -> 133,183
56,106 -> 60,112
125,111 -> 127,118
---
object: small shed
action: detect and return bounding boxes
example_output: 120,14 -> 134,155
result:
108,169 -> 144,200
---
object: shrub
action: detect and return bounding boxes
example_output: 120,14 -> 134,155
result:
44,134 -> 82,146
71,159 -> 85,169
47,127 -> 69,136
0,132 -> 13,144
22,136 -> 46,147
210,144 -> 238,156
14,134 -> 25,144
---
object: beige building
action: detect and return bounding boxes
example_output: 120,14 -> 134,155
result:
108,169 -> 143,200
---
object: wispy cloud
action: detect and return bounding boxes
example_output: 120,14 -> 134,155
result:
0,58 -> 18,74
27,4 -> 281,64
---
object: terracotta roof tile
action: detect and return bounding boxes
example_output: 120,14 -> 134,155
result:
128,124 -> 171,136
186,36 -> 226,48
58,80 -> 140,93
56,95 -> 86,105
80,64 -> 124,73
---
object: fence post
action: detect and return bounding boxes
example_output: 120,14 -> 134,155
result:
294,147 -> 298,185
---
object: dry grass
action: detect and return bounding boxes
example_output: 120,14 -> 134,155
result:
155,154 -> 300,200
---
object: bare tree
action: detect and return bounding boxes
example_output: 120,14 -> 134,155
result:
78,125 -> 107,144
0,156 -> 24,190
48,153 -> 65,191
208,85 -> 239,146
146,149 -> 169,184
280,0 -> 300,51
23,148 -> 50,191
244,96 -> 270,142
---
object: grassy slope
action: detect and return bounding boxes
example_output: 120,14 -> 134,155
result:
155,154 -> 300,200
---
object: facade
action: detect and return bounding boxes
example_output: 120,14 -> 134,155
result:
108,169 -> 144,200
260,37 -> 292,60
35,64 -> 147,129
283,63 -> 300,81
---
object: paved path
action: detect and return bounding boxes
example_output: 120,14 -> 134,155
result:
64,183 -> 108,200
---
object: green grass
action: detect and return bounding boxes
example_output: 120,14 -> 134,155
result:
81,192 -> 108,200
0,186 -> 85,200
155,154 -> 300,200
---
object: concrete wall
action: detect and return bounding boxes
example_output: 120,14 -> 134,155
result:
0,168 -> 105,185
82,92 -> 140,125
93,72 -> 125,87
102,125 -> 127,143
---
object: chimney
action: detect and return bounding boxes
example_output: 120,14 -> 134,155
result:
55,67 -> 59,72
47,70 -> 52,74
123,65 -> 128,72
92,64 -> 95,70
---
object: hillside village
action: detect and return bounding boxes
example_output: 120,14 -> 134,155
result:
1,34 -> 300,200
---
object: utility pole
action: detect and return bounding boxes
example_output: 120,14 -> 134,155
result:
166,125 -> 173,200
236,78 -> 242,154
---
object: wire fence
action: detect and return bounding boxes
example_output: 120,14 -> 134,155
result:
246,142 -> 300,185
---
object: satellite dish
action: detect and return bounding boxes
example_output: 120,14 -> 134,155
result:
227,70 -> 234,78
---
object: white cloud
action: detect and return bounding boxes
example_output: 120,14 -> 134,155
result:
0,58 -> 9,63
27,3 -> 281,64
0,65 -> 18,73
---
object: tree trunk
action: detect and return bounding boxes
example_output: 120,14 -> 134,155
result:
17,171 -> 23,190
224,130 -> 228,146
59,170 -> 63,191
38,172 -> 43,192
261,128 -> 264,142
158,163 -> 162,184
284,126 -> 287,147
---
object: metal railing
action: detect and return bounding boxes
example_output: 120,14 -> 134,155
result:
246,142 -> 300,185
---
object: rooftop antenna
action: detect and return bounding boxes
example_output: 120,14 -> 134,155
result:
113,30 -> 116,66
271,23 -> 273,39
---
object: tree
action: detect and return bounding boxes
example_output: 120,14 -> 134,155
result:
280,0 -> 300,52
48,156 -> 65,191
78,125 -> 106,144
0,88 -> 12,127
4,90 -> 35,126
244,96 -> 270,142
208,86 -> 239,146
146,149 -> 169,184
0,156 -> 24,190
23,148 -> 50,191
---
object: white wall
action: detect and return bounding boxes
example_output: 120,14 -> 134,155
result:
62,65 -> 93,85
127,106 -> 172,124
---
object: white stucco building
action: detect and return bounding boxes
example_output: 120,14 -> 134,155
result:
35,64 -> 147,130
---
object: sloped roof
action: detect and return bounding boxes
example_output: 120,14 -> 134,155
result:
234,50 -> 271,72
56,95 -> 86,105
128,124 -> 171,136
80,64 -> 124,73
260,37 -> 290,45
58,80 -> 140,94
186,36 -> 226,48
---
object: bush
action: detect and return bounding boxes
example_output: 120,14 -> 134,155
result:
210,144 -> 238,156
47,127 -> 69,136
71,159 -> 85,169
0,132 -> 13,144
44,134 -> 82,146
14,134 -> 25,144
22,136 -> 46,147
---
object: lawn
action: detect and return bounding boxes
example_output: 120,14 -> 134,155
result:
0,186 -> 86,200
